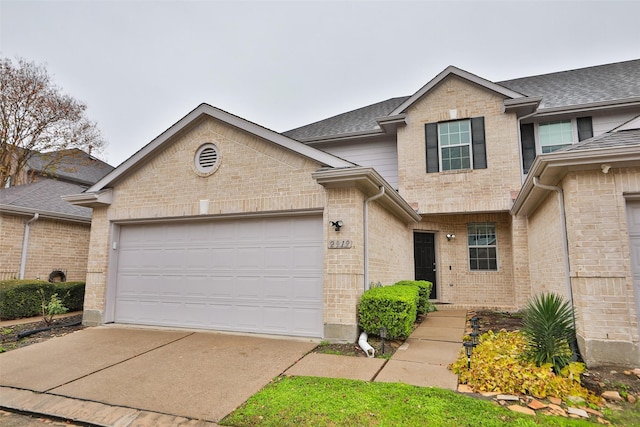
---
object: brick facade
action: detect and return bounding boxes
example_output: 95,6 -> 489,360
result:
0,213 -> 90,281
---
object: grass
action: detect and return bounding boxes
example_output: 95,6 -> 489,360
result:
220,376 -> 597,427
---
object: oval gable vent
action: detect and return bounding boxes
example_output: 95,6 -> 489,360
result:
194,143 -> 220,175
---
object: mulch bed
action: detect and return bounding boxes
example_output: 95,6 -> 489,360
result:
0,314 -> 84,352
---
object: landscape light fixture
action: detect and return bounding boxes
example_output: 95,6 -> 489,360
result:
463,341 -> 474,370
446,233 -> 456,241
330,220 -> 343,231
379,326 -> 387,354
470,316 -> 480,329
470,331 -> 479,347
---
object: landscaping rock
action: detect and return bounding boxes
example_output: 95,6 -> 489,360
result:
628,394 -> 636,404
480,391 -> 499,397
527,399 -> 547,410
584,407 -> 603,417
508,405 -> 536,416
567,407 -> 589,418
601,391 -> 623,402
497,394 -> 520,401
457,384 -> 473,393
623,370 -> 632,376
597,417 -> 611,425
567,395 -> 586,405
548,397 -> 562,405
547,403 -> 567,417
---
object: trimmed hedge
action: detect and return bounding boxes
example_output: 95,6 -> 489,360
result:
0,280 -> 85,320
358,285 -> 418,339
393,280 -> 435,314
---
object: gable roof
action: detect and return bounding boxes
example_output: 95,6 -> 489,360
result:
498,59 -> 640,111
390,66 -> 525,116
0,179 -> 92,222
283,97 -> 409,142
86,103 -> 355,194
27,148 -> 114,185
284,60 -> 640,142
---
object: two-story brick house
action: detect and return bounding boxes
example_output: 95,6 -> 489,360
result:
67,59 -> 640,366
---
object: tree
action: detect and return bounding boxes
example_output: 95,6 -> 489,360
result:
0,57 -> 107,188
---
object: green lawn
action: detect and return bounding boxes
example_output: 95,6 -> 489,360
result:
220,376 -> 599,427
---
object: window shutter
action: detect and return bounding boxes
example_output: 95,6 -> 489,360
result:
425,123 -> 439,173
577,116 -> 593,141
471,117 -> 487,169
520,123 -> 536,174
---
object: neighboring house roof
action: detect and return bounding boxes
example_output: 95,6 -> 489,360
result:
0,179 -> 92,222
283,97 -> 410,141
561,127 -> 640,152
82,103 -> 355,197
27,148 -> 114,185
498,59 -> 640,111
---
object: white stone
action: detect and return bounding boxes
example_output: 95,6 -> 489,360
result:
567,407 -> 589,418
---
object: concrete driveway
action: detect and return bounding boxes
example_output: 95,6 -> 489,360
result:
0,326 -> 316,424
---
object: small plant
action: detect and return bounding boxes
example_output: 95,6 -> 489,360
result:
38,288 -> 68,326
522,292 -> 576,373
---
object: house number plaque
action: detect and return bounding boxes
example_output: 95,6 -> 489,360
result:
328,239 -> 352,249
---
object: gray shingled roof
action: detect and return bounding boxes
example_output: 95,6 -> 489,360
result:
497,59 -> 640,110
283,97 -> 409,141
561,128 -> 640,152
27,148 -> 114,185
0,179 -> 92,219
285,60 -> 640,141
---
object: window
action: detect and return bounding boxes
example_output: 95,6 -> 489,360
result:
425,117 -> 486,173
439,120 -> 472,171
467,223 -> 497,271
539,120 -> 573,153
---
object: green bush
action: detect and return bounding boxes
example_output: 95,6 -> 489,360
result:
358,285 -> 418,339
0,280 -> 85,320
393,280 -> 435,314
522,293 -> 576,373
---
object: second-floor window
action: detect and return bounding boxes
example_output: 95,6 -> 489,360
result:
439,120 -> 472,170
425,117 -> 487,173
539,120 -> 573,153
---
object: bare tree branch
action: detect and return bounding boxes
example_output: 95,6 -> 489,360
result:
0,57 -> 107,187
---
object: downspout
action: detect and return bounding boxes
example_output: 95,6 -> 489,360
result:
532,177 -> 579,358
532,177 -> 572,305
19,213 -> 39,279
363,186 -> 385,291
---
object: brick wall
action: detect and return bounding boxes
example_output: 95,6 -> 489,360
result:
0,213 -> 90,281
397,75 -> 522,214
564,167 -> 640,365
415,212 -> 517,310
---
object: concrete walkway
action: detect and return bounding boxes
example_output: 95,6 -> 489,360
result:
285,309 -> 467,389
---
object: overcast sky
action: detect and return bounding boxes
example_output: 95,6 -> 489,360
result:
2,0 -> 639,166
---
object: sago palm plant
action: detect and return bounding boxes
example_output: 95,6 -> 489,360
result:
522,292 -> 576,373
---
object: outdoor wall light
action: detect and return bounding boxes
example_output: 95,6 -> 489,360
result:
446,233 -> 456,241
330,220 -> 344,231
463,341 -> 474,369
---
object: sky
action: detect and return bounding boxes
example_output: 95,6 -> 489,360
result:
1,0 -> 640,167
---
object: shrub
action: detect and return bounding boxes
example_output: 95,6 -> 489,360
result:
358,285 -> 418,339
0,280 -> 85,320
522,293 -> 576,373
393,280 -> 435,314
450,330 -> 601,405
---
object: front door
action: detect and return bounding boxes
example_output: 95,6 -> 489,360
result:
414,232 -> 437,299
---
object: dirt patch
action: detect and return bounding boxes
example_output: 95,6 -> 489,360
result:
0,314 -> 84,352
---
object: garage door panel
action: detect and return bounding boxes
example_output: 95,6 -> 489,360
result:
114,216 -> 323,337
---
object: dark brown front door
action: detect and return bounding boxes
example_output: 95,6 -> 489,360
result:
414,232 -> 437,299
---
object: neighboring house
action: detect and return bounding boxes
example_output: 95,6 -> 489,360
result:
0,149 -> 114,281
66,59 -> 640,366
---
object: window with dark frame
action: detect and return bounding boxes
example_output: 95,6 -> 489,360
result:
467,223 -> 497,271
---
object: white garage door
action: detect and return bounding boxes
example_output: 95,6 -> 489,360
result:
113,215 -> 323,337
627,200 -> 640,334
